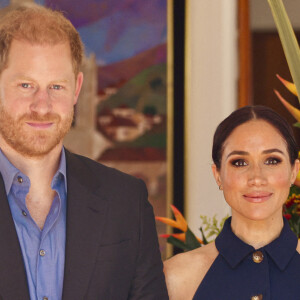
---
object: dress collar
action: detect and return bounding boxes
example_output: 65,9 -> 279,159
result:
215,217 -> 298,271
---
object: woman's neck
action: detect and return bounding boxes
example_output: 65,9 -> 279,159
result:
230,212 -> 284,249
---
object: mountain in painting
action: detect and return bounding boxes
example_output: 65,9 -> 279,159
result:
98,62 -> 166,114
97,43 -> 166,93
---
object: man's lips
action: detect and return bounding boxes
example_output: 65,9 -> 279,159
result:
243,192 -> 273,203
26,122 -> 54,129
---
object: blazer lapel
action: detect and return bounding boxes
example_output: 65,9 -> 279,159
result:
0,175 -> 30,299
62,152 -> 109,299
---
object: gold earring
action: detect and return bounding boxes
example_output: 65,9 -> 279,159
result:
219,185 -> 223,190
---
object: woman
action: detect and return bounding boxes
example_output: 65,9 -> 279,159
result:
164,105 -> 300,300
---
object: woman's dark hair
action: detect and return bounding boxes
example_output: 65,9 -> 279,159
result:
212,105 -> 298,169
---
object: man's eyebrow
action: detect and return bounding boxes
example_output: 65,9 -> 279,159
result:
12,75 -> 70,83
12,75 -> 34,81
50,79 -> 70,84
226,148 -> 284,159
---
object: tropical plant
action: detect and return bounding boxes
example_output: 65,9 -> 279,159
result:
156,205 -> 227,251
267,0 -> 300,236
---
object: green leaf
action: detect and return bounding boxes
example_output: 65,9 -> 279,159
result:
185,228 -> 201,249
268,0 -> 300,101
199,214 -> 229,242
167,236 -> 190,251
293,122 -> 300,128
200,227 -> 209,245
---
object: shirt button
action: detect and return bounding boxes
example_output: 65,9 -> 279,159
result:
39,249 -> 46,256
251,295 -> 263,300
252,251 -> 264,263
22,210 -> 27,216
43,297 -> 48,300
17,176 -> 23,183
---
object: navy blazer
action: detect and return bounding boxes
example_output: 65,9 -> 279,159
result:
0,150 -> 168,299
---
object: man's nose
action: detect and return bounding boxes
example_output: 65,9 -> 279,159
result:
29,89 -> 52,114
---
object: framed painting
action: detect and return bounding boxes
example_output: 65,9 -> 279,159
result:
0,0 -> 176,259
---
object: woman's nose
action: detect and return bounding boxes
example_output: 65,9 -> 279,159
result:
247,164 -> 267,186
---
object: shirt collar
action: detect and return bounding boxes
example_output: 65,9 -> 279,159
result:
0,149 -> 19,195
0,147 -> 67,195
53,148 -> 67,194
215,216 -> 298,271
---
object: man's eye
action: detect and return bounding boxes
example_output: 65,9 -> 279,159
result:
265,157 -> 281,165
231,159 -> 247,167
21,83 -> 31,88
51,85 -> 63,90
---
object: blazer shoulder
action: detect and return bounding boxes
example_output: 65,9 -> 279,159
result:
65,150 -> 146,190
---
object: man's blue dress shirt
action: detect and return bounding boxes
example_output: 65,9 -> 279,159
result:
193,216 -> 300,300
0,149 -> 67,300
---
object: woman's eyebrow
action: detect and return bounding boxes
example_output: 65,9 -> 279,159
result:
226,151 -> 248,159
262,148 -> 284,155
226,148 -> 284,159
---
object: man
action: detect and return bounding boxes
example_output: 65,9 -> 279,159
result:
0,5 -> 168,300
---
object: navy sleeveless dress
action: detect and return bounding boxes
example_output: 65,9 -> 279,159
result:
193,217 -> 300,300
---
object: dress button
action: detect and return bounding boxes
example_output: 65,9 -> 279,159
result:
39,249 -> 46,256
251,295 -> 263,300
252,251 -> 264,263
17,176 -> 23,183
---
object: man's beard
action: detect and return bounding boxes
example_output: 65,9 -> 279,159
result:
0,103 -> 73,158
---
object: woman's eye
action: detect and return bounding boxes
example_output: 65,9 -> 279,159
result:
265,157 -> 281,165
231,159 -> 247,167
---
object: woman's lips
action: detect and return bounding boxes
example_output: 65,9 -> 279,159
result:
243,192 -> 273,203
26,122 -> 53,129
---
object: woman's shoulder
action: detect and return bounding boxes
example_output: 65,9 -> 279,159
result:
164,242 -> 219,300
296,239 -> 300,254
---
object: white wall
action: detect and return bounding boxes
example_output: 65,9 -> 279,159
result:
185,0 -> 237,234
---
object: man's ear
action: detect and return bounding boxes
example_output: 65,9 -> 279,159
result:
73,71 -> 84,105
211,164 -> 222,187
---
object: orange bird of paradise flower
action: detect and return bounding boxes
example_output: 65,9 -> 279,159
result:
156,205 -> 203,244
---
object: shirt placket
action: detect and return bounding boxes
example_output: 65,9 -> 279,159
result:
247,249 -> 271,300
36,193 -> 61,300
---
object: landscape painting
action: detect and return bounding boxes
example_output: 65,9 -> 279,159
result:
0,0 -> 170,258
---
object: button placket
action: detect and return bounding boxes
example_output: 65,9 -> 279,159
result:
250,251 -> 265,299
252,251 -> 264,264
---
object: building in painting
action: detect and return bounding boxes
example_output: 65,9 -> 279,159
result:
63,54 -> 112,159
